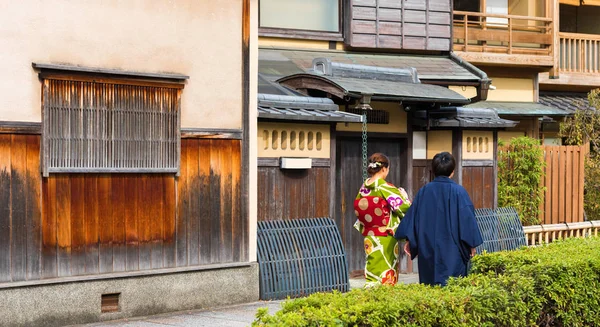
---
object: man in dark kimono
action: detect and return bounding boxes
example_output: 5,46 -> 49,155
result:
395,152 -> 483,286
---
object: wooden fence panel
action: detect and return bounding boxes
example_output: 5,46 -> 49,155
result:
539,145 -> 588,224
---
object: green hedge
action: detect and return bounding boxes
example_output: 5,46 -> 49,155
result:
253,237 -> 600,327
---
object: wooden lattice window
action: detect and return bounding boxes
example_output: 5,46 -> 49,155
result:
42,77 -> 181,176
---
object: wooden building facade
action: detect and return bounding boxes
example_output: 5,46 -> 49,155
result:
256,0 -> 516,274
0,1 -> 257,326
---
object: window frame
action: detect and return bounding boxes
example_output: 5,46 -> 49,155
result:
39,71 -> 184,177
258,0 -> 344,41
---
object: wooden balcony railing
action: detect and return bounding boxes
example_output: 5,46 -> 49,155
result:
453,11 -> 553,55
559,32 -> 600,73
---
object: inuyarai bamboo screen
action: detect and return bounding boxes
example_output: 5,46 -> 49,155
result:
42,78 -> 181,176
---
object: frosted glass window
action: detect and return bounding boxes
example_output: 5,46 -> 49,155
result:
260,0 -> 340,32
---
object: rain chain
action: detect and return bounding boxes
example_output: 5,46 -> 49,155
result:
361,110 -> 368,181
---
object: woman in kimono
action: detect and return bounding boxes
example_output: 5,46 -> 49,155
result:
354,153 -> 411,287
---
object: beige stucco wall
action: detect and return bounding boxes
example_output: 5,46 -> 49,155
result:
487,77 -> 535,102
0,0 -> 242,129
258,122 -> 331,158
462,131 -> 494,160
336,101 -> 408,134
259,37 -> 344,50
427,130 -> 453,159
498,131 -> 526,143
449,86 -> 478,99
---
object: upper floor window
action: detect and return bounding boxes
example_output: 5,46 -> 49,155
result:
260,0 -> 340,33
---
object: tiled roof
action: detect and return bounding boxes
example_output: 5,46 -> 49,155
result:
259,48 -> 481,81
414,107 -> 517,128
539,92 -> 590,113
278,73 -> 468,104
257,93 -> 363,123
464,101 -> 568,116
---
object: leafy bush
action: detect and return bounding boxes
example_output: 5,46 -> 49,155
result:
560,89 -> 600,220
253,237 -> 600,327
497,136 -> 545,225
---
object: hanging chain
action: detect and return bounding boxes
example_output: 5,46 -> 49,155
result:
361,110 -> 368,181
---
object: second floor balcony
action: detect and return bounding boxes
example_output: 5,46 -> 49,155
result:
453,10 -> 555,68
539,2 -> 600,87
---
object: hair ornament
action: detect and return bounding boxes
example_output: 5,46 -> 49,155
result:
368,162 -> 382,168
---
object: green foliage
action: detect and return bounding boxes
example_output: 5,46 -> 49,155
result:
253,237 -> 600,327
560,89 -> 600,220
497,136 -> 545,225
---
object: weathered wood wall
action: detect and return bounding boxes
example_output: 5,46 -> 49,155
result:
177,139 -> 245,265
413,160 -> 495,209
345,0 -> 452,51
0,135 -> 244,283
462,166 -> 495,209
412,159 -> 432,197
42,173 -> 176,277
336,137 -> 407,274
0,134 -> 42,282
257,166 -> 330,221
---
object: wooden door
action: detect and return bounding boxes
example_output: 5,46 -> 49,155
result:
335,136 -> 406,275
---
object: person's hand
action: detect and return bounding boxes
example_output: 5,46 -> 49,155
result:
403,241 -> 411,256
470,247 -> 476,258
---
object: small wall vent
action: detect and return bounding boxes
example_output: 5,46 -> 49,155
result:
101,293 -> 120,313
346,108 -> 390,124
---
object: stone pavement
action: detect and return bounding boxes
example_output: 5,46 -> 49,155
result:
69,274 -> 419,327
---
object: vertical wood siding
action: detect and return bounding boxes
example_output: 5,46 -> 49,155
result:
462,166 -> 495,209
539,145 -> 587,224
346,0 -> 452,51
0,135 -> 244,283
0,134 -> 42,282
336,137 -> 407,274
257,167 -> 330,221
42,173 -> 175,278
177,139 -> 245,265
412,160 -> 433,197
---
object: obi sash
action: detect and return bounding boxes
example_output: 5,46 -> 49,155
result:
353,196 -> 392,237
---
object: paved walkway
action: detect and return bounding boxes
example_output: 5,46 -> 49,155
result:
69,274 -> 419,327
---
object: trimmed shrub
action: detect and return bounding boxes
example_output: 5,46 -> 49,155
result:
253,237 -> 600,327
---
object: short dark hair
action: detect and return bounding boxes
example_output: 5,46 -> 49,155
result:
432,152 -> 455,177
367,153 -> 390,176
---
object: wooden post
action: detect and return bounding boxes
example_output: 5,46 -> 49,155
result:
550,0 -> 560,78
508,17 -> 513,54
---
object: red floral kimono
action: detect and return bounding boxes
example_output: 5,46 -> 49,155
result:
354,178 -> 411,287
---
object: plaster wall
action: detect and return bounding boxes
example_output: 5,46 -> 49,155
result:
427,130 -> 453,159
336,102 -> 408,134
0,0 -> 243,129
487,77 -> 535,102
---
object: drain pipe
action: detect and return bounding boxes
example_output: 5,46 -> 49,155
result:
450,52 -> 491,103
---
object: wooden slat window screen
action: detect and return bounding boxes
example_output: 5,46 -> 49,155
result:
42,79 -> 181,176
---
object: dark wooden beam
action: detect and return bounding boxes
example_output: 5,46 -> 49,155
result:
241,0 -> 250,262
329,125 -> 337,220
462,160 -> 494,167
453,129 -> 463,185
181,128 -> 243,139
405,114 -> 414,199
257,157 -> 330,168
493,130 -> 499,209
0,121 -> 42,134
